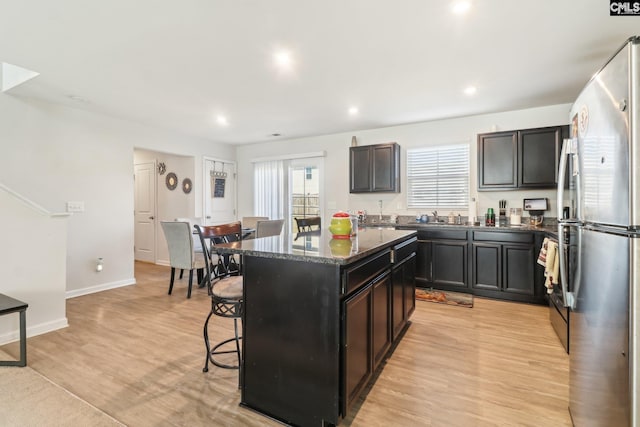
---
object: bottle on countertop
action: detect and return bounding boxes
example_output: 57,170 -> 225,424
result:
485,208 -> 495,227
448,212 -> 455,224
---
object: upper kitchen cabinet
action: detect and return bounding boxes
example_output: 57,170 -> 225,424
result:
350,143 -> 401,193
477,131 -> 518,189
477,125 -> 569,191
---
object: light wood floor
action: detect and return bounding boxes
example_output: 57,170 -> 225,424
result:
1,262 -> 571,426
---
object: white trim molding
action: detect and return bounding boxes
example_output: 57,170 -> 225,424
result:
250,151 -> 326,163
66,278 -> 136,299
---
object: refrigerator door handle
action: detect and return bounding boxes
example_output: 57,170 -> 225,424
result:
558,138 -> 577,309
557,138 -> 570,220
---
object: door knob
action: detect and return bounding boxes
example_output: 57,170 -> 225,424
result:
149,216 -> 155,220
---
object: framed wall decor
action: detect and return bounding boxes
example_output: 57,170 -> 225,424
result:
166,172 -> 178,190
182,178 -> 192,194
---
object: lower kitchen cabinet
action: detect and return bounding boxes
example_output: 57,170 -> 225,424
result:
344,282 -> 373,410
471,231 -> 543,303
415,230 -> 468,292
372,274 -> 392,369
392,252 -> 416,341
409,226 -> 546,304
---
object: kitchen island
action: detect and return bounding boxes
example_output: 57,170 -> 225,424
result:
215,228 -> 417,426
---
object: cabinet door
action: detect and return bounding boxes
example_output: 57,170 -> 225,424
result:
415,240 -> 432,286
372,144 -> 399,192
471,243 -> 501,291
478,131 -> 517,189
518,126 -> 563,188
343,285 -> 372,412
391,264 -> 405,340
402,253 -> 416,321
372,274 -> 391,369
502,244 -> 535,295
432,241 -> 467,289
350,146 -> 371,193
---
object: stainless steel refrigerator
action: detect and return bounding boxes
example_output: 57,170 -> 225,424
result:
558,36 -> 640,426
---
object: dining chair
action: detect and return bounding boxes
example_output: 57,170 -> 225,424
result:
195,224 -> 244,387
255,219 -> 285,238
160,221 -> 206,298
294,216 -> 321,232
175,217 -> 204,279
199,221 -> 242,277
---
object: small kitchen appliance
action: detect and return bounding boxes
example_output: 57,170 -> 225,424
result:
523,198 -> 548,226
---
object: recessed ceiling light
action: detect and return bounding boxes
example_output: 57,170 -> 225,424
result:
274,50 -> 293,70
348,106 -> 359,115
216,115 -> 228,126
452,0 -> 471,14
464,86 -> 477,95
271,133 -> 281,137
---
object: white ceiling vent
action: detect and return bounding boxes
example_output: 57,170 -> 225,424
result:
1,62 -> 40,92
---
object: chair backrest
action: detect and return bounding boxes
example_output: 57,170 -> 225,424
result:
241,216 -> 268,230
294,216 -> 321,232
201,221 -> 242,243
195,223 -> 241,290
161,221 -> 195,269
255,219 -> 285,238
175,217 -> 204,251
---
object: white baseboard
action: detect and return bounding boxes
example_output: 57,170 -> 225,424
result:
0,317 -> 69,346
66,278 -> 136,299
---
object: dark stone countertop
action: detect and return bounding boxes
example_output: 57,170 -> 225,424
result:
361,222 -> 558,238
214,228 -> 417,265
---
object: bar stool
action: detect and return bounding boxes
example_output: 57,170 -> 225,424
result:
195,224 -> 243,387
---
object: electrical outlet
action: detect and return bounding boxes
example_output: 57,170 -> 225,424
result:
66,201 -> 85,213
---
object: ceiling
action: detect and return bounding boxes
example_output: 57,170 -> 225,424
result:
0,1 -> 638,145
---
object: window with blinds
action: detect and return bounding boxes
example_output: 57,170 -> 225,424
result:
407,144 -> 470,209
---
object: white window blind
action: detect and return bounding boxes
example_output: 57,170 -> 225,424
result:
407,144 -> 469,209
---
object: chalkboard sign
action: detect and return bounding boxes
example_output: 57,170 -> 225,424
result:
213,177 -> 226,198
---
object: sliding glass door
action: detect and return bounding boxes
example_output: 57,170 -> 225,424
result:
289,157 -> 323,233
254,156 -> 323,234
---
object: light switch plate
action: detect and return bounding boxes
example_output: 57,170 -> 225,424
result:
66,201 -> 85,213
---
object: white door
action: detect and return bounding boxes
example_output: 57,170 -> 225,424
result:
204,158 -> 236,225
134,162 -> 156,262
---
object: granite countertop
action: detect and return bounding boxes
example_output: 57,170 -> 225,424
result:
361,221 -> 558,238
214,228 -> 417,265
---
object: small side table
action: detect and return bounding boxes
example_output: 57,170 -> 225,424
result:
0,293 -> 28,367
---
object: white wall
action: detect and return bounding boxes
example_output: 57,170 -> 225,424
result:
236,103 -> 572,222
0,94 -> 235,299
0,187 -> 68,343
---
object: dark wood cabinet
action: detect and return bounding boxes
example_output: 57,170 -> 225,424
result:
402,225 -> 547,305
392,251 -> 416,341
470,231 -> 541,303
372,274 -> 391,369
415,229 -> 468,292
344,283 -> 373,410
478,131 -> 517,189
350,143 -> 400,193
478,125 -> 569,191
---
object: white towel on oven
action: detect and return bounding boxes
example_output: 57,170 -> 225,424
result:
537,237 -> 549,267
544,240 -> 559,293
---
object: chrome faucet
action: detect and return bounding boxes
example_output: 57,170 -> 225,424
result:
432,211 -> 438,222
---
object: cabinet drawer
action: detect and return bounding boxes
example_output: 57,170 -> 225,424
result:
393,237 -> 417,263
418,229 -> 468,241
472,231 -> 533,243
344,249 -> 391,295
